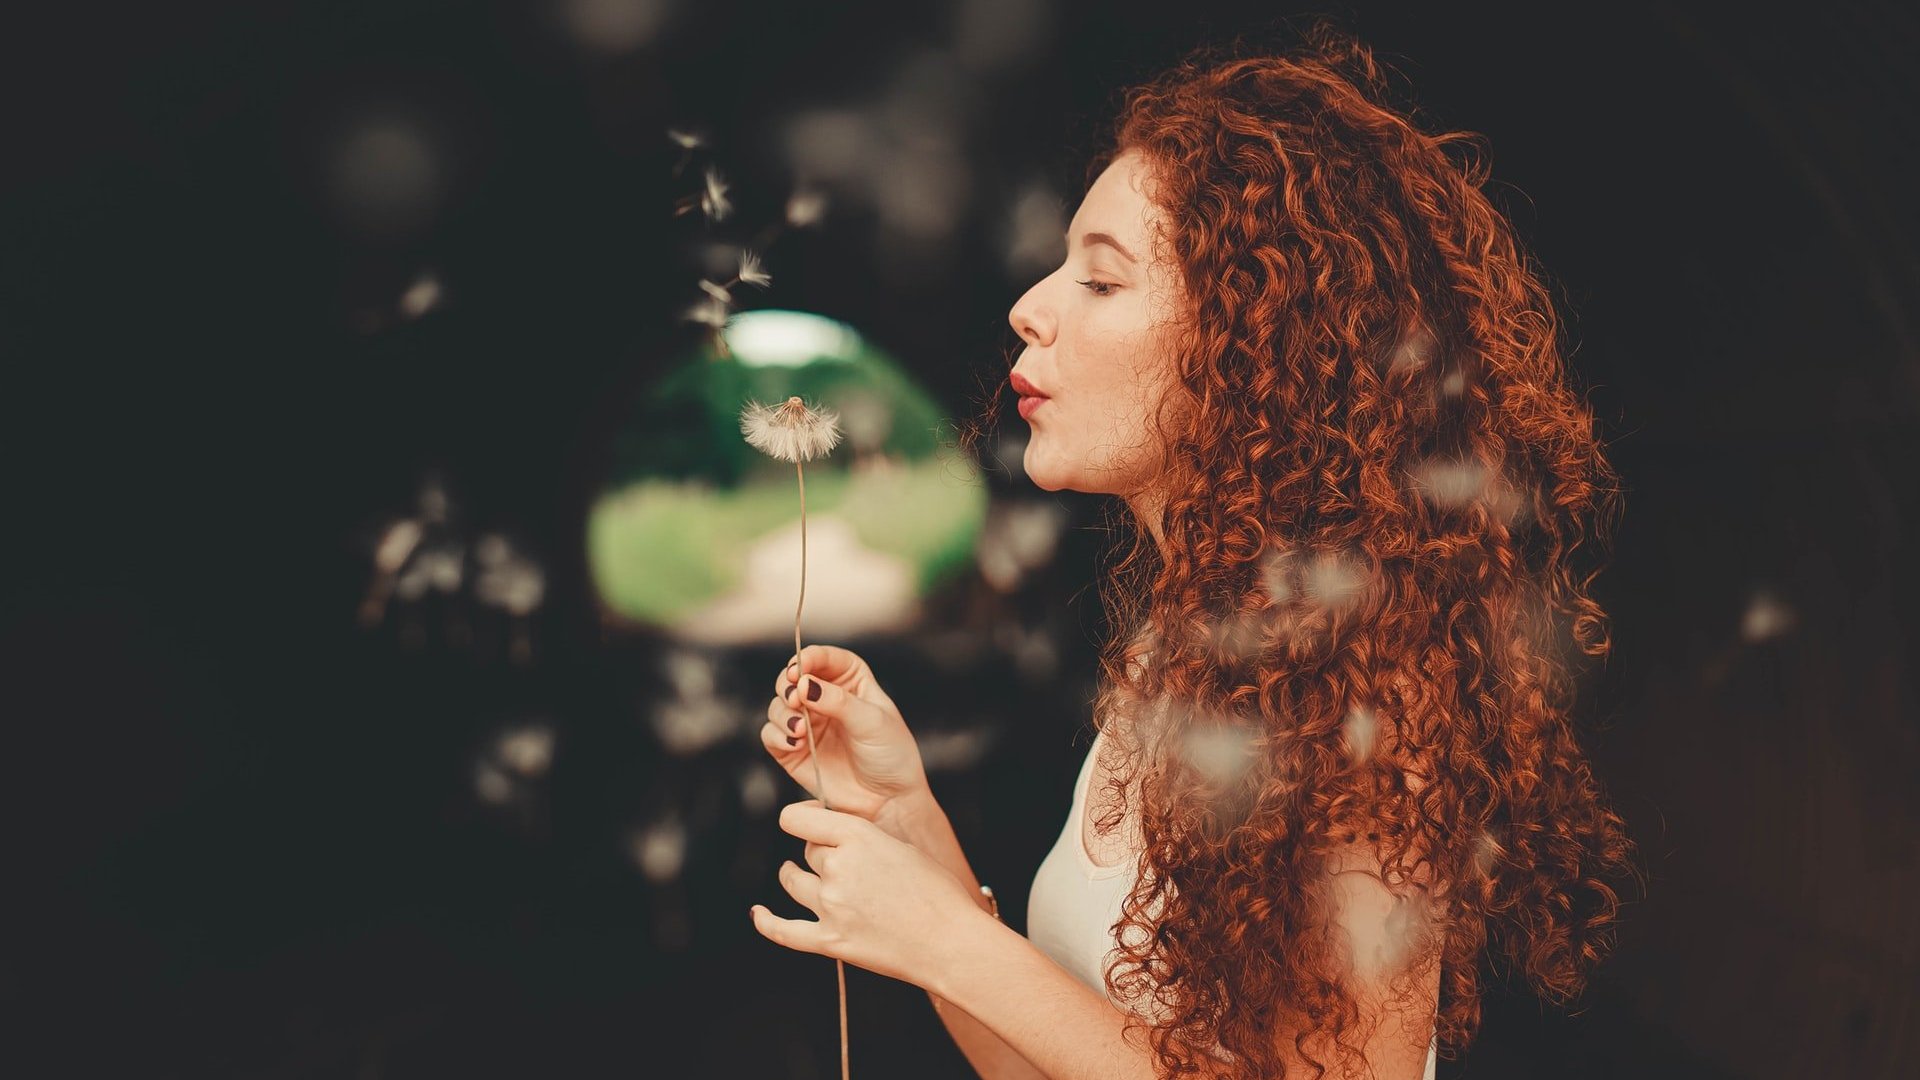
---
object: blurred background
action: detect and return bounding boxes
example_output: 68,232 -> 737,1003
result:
3,1 -> 1917,1076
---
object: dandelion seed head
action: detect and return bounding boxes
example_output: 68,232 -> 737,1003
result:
698,278 -> 733,304
666,127 -> 706,150
739,396 -> 843,463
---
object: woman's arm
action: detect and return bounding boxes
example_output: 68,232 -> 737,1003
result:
879,790 -> 1050,1079
927,911 -> 1164,1080
923,838 -> 1442,1080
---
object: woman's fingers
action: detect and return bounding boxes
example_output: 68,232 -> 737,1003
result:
770,643 -> 866,699
781,675 -> 880,739
776,858 -> 822,915
764,694 -> 813,744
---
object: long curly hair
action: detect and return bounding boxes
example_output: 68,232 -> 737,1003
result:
961,19 -> 1646,1080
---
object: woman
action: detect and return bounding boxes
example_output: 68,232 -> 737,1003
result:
750,22 -> 1641,1080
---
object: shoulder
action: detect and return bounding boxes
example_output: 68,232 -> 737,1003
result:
1320,833 -> 1440,985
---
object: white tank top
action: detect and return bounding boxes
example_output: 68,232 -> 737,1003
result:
1025,725 -> 1439,1079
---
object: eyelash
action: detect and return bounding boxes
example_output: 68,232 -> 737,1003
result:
1075,279 -> 1119,298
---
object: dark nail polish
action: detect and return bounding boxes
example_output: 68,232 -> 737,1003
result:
787,715 -> 802,734
783,680 -> 796,701
785,734 -> 798,747
806,678 -> 822,702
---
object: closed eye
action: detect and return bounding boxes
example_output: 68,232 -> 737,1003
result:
1075,279 -> 1118,297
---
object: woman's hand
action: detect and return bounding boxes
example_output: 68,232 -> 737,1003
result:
761,644 -> 929,826
750,798 -> 990,988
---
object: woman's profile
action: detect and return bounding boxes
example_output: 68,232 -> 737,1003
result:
752,19 -> 1642,1080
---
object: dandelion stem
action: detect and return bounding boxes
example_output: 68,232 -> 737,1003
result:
795,456 -> 851,1080
796,457 -> 829,814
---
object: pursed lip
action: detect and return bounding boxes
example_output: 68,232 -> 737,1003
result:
1009,371 -> 1049,398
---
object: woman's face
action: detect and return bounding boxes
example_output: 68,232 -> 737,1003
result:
1007,147 -> 1186,499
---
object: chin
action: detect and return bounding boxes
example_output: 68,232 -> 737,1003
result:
1021,447 -> 1073,492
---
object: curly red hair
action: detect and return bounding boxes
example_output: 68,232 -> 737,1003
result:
962,18 -> 1646,1080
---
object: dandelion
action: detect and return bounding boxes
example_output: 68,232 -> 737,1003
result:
739,393 -> 847,1079
740,395 -> 843,463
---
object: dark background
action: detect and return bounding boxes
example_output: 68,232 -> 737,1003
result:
4,1 -> 1917,1076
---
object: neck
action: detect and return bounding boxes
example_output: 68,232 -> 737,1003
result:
1127,487 -> 1170,561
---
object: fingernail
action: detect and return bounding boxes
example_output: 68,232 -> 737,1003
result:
783,680 -> 796,701
787,715 -> 803,734
785,734 -> 798,747
806,677 -> 822,702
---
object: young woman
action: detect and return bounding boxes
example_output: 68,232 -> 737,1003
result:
751,23 -> 1641,1080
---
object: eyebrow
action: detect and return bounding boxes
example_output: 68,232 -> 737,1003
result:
1074,230 -> 1137,264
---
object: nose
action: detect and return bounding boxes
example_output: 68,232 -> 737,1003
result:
1008,278 -> 1054,348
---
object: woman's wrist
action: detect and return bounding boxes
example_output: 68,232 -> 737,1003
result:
874,784 -> 945,847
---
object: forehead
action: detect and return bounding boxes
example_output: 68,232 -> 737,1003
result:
1072,149 -> 1156,241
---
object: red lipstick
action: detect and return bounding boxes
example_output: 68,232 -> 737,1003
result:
1011,371 -> 1049,421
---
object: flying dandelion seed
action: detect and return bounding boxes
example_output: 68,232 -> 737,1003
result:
496,724 -> 555,778
1408,456 -> 1492,510
738,762 -> 780,815
682,295 -> 730,330
399,272 -> 443,319
1213,611 -> 1268,662
474,760 -> 514,805
1305,549 -> 1369,609
631,817 -> 688,883
736,249 -> 772,288
1470,827 -> 1502,879
1487,478 -> 1531,529
1182,722 -> 1260,786
1386,326 -> 1438,374
1741,590 -> 1795,642
700,164 -> 731,223
786,187 -> 829,228
1259,546 -> 1297,604
1365,892 -> 1428,978
1343,705 -> 1379,764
